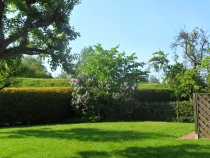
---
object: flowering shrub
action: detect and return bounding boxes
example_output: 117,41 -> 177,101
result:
70,44 -> 147,122
70,73 -> 139,122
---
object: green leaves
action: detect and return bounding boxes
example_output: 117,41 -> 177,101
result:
148,51 -> 169,73
171,27 -> 210,69
149,27 -> 210,101
77,44 -> 147,85
0,56 -> 22,89
70,44 -> 148,121
0,0 -> 81,72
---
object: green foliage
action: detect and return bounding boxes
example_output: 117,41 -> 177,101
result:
149,51 -> 206,100
174,101 -> 194,123
171,27 -> 210,69
0,88 -> 73,126
71,44 -> 147,121
174,69 -> 205,99
0,0 -> 81,72
201,56 -> 210,85
17,56 -> 52,78
76,44 -> 147,84
149,27 -> 210,101
0,56 -> 22,89
148,51 -> 169,73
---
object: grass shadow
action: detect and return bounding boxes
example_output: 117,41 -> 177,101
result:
76,144 -> 210,158
0,127 -> 175,142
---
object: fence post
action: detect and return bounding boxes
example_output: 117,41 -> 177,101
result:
193,93 -> 199,139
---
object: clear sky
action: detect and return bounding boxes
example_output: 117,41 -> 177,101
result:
49,0 -> 210,77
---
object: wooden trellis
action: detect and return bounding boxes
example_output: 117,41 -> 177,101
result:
194,93 -> 210,139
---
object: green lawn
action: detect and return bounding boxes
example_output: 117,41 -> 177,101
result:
0,122 -> 209,158
10,78 -> 70,87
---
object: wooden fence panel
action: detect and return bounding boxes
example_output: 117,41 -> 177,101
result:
194,93 -> 210,139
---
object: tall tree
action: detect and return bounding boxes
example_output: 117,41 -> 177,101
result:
149,27 -> 210,100
171,27 -> 210,69
0,0 -> 80,71
171,27 -> 210,98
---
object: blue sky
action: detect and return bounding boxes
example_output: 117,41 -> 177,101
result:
49,0 -> 210,77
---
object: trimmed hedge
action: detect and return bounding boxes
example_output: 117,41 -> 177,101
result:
105,101 -> 194,123
135,88 -> 176,102
0,88 -> 74,126
0,87 -> 193,126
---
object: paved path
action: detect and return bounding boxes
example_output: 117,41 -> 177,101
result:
180,131 -> 195,139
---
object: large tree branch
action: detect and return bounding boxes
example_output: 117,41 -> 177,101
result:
0,46 -> 51,59
0,3 -> 61,51
1,18 -> 54,51
0,0 -> 80,63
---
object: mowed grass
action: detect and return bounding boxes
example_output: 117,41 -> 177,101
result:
10,78 -> 70,88
0,122 -> 209,158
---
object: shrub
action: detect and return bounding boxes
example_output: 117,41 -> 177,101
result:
70,44 -> 146,122
135,88 -> 176,102
0,88 -> 73,126
174,101 -> 194,123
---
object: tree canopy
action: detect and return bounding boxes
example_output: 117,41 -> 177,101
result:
0,0 -> 80,71
149,27 -> 210,101
76,44 -> 147,85
171,27 -> 210,69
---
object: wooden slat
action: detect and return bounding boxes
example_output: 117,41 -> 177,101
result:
194,93 -> 199,137
194,93 -> 210,139
198,105 -> 209,115
199,124 -> 210,137
198,109 -> 210,122
198,96 -> 210,109
199,126 -> 210,138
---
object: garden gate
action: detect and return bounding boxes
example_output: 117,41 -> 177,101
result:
194,93 -> 210,139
